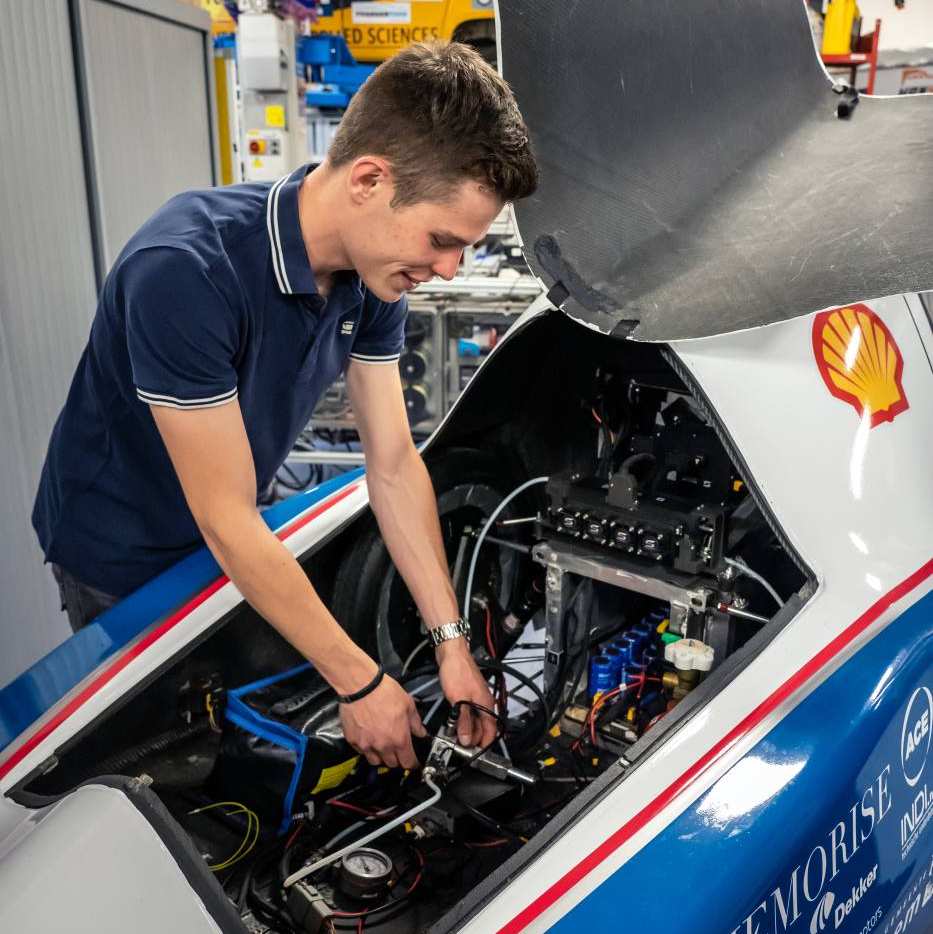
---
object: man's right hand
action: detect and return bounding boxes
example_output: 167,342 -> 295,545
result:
339,673 -> 427,770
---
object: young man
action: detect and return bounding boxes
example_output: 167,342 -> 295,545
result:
32,42 -> 538,771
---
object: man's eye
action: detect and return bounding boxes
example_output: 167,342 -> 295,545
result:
430,236 -> 442,249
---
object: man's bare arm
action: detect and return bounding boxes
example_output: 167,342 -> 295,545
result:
149,399 -> 423,767
346,360 -> 497,747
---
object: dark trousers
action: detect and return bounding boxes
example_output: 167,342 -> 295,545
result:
51,564 -> 120,633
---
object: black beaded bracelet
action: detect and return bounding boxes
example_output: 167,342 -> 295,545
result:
336,665 -> 385,704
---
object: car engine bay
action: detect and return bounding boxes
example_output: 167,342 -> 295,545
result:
20,315 -> 810,933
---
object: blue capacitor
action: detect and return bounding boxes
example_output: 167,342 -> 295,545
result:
631,623 -> 654,664
618,632 -> 642,666
610,638 -> 632,665
618,662 -> 637,691
602,646 -> 625,684
631,623 -> 654,656
588,654 -> 615,701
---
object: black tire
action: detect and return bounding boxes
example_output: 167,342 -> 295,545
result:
331,448 -> 527,674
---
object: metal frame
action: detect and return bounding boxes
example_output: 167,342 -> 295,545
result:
532,540 -> 714,613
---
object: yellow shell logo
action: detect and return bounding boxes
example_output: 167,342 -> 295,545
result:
812,304 -> 908,428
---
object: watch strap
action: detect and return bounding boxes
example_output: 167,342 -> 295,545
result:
429,618 -> 471,647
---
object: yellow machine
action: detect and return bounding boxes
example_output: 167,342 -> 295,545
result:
821,0 -> 861,56
312,0 -> 496,63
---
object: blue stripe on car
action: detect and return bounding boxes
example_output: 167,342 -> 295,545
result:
0,470 -> 363,752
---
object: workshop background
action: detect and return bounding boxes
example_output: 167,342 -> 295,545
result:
1,0 -> 931,687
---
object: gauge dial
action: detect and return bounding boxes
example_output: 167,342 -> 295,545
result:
338,847 -> 394,900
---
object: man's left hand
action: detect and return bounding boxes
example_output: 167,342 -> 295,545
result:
436,639 -> 499,748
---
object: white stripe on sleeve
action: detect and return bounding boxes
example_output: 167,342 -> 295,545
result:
137,386 -> 238,410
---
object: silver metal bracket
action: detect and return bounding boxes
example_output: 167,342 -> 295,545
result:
532,539 -> 714,638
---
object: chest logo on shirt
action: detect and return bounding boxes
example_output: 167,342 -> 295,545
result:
341,320 -> 355,336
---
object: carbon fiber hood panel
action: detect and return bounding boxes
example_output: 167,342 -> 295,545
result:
497,0 -> 933,340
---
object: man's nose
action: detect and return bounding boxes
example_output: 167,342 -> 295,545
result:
431,251 -> 462,282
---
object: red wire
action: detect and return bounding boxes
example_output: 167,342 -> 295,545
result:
583,676 -> 652,745
466,838 -> 510,848
483,606 -> 508,718
637,672 -> 663,699
587,685 -> 622,744
285,821 -> 304,850
406,848 -> 426,895
328,799 -> 379,817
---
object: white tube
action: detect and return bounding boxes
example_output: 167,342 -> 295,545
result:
462,476 -> 550,619
408,676 -> 439,698
284,775 -> 443,888
402,638 -> 430,675
724,556 -> 784,608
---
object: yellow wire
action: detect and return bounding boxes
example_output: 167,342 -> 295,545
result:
187,801 -> 261,871
205,694 -> 219,732
212,811 -> 258,871
210,808 -> 258,871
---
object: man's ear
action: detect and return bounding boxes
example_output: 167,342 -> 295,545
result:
347,156 -> 394,205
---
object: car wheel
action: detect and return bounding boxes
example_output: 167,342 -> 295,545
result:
331,448 -> 525,674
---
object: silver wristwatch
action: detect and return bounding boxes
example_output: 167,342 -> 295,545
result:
428,617 -> 471,647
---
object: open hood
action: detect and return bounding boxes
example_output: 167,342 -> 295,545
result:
497,0 -> 933,340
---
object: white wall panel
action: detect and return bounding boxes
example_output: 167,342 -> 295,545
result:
0,0 -> 98,684
0,0 -> 214,690
79,0 -> 216,270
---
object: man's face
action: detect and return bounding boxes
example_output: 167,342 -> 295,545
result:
346,175 -> 503,303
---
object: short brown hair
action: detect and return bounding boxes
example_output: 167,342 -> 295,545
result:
327,41 -> 538,207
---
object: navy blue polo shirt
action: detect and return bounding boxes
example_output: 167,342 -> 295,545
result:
33,164 -> 407,597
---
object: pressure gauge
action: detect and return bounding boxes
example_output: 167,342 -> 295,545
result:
338,847 -> 394,901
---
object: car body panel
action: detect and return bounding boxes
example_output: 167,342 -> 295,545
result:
0,781 -> 231,933
497,0 -> 933,340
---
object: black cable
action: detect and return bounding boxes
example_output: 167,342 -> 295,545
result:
550,646 -> 587,731
234,858 -> 254,913
443,788 -> 524,844
476,659 -> 550,743
403,658 -> 549,754
508,787 -> 580,825
397,663 -> 441,685
247,845 -> 300,933
277,462 -> 313,492
88,719 -> 211,778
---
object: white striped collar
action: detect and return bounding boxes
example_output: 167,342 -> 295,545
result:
265,165 -> 319,296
